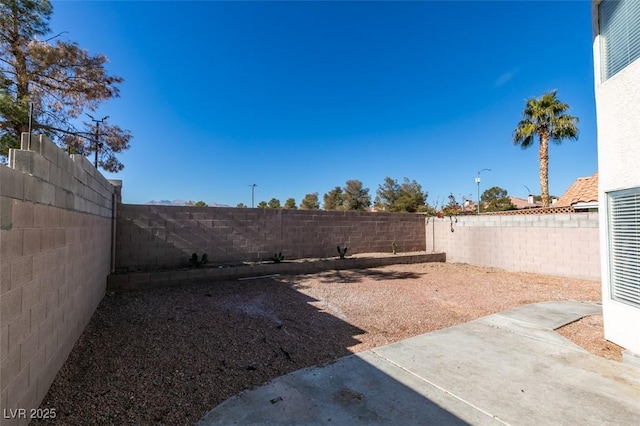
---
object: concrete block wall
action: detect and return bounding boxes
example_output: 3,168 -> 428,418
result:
116,205 -> 426,270
1,134 -> 116,424
425,213 -> 600,280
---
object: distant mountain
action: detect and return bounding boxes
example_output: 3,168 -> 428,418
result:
146,199 -> 187,206
145,199 -> 230,207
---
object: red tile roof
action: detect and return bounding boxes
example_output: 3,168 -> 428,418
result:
556,172 -> 599,207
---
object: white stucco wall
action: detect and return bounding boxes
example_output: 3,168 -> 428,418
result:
593,0 -> 640,355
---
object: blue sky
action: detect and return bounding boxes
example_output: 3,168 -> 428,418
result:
50,0 -> 598,208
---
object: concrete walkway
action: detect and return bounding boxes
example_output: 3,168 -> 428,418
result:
198,301 -> 640,425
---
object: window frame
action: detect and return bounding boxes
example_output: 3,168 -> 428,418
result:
608,186 -> 640,308
599,0 -> 640,81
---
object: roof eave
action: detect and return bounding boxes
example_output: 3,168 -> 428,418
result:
573,201 -> 599,210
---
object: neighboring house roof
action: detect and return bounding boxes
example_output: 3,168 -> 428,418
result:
556,172 -> 599,207
509,196 -> 542,209
484,173 -> 598,216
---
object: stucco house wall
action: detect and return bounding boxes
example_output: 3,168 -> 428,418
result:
592,0 -> 640,355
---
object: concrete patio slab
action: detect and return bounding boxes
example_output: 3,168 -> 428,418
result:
490,301 -> 602,330
198,302 -> 640,425
198,351 -> 501,426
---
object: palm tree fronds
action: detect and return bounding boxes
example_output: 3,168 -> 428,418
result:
513,121 -> 536,149
511,90 -> 579,207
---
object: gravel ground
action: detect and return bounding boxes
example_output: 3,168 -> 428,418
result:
34,262 -> 612,425
556,314 -> 623,362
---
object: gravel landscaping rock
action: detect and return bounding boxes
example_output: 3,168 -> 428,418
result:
34,262 -> 605,425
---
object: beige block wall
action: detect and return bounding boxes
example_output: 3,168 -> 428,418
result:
116,205 -> 426,270
425,213 -> 600,280
1,135 -> 115,424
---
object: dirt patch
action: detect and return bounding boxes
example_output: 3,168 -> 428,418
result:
34,262 -> 602,425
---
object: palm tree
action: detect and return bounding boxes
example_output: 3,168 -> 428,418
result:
513,91 -> 579,207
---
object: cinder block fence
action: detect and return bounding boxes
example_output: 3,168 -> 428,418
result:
115,205 -> 427,271
425,213 -> 600,280
0,135 -> 118,424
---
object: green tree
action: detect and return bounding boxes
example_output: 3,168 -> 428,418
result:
300,192 -> 320,210
342,179 -> 371,211
481,187 -> 516,212
513,91 -> 578,207
375,177 -> 427,212
0,0 -> 132,171
236,202 -> 247,208
323,186 -> 344,210
267,198 -> 281,209
374,177 -> 401,211
257,201 -> 268,209
284,198 -> 297,209
194,201 -> 207,207
396,178 -> 428,212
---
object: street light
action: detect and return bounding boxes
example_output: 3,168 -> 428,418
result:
249,184 -> 257,208
475,168 -> 491,214
87,114 -> 108,168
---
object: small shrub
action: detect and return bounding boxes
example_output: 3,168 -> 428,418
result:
337,246 -> 348,259
189,253 -> 208,268
269,252 -> 285,263
391,241 -> 398,255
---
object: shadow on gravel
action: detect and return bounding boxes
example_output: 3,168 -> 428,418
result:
311,268 -> 424,284
33,278 -> 366,426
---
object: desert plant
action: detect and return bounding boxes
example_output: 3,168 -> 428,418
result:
189,253 -> 208,268
391,241 -> 398,255
269,252 -> 285,263
337,246 -> 348,259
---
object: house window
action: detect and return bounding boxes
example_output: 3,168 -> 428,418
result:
608,187 -> 640,308
599,0 -> 640,81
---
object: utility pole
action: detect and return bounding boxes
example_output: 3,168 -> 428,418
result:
475,168 -> 491,214
87,114 -> 108,169
249,184 -> 257,208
